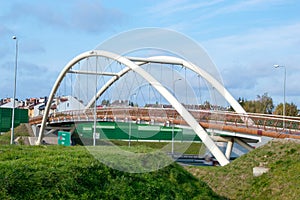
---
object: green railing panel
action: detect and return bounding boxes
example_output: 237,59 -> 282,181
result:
74,121 -> 201,142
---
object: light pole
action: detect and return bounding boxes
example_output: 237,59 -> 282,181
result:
274,64 -> 286,129
128,93 -> 136,147
173,78 -> 182,98
93,63 -> 99,146
172,78 -> 182,155
10,36 -> 18,145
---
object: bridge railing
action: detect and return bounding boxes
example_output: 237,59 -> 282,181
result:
29,107 -> 300,137
193,110 -> 300,135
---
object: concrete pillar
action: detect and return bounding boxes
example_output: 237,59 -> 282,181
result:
31,125 -> 39,137
225,138 -> 234,159
234,138 -> 254,151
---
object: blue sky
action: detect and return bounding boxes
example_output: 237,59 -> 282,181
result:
1,0 -> 300,107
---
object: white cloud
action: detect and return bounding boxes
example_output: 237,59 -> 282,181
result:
1,1 -> 125,33
147,0 -> 289,25
70,0 -> 125,33
202,22 -> 300,105
147,0 -> 224,17
203,22 -> 300,64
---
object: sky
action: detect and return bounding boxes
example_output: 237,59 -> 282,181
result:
1,0 -> 300,108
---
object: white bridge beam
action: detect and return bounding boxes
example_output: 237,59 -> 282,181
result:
68,70 -> 118,77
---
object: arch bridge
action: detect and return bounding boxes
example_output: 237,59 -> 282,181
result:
31,50 -> 300,166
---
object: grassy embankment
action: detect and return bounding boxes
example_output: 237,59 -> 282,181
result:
188,139 -> 300,200
1,124 -> 300,199
0,123 -> 30,145
0,144 -> 223,199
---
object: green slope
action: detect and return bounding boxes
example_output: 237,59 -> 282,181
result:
188,139 -> 300,200
0,145 -> 223,200
0,123 -> 30,145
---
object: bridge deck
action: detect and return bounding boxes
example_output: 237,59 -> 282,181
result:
29,107 -> 300,140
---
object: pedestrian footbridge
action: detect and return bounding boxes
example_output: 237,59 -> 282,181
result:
29,107 -> 300,166
29,49 -> 300,166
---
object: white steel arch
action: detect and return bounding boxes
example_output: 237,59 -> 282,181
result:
86,56 -> 247,115
37,50 -> 240,166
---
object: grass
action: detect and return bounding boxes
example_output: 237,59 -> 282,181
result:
110,140 -> 205,155
0,123 -> 30,145
187,139 -> 300,200
2,124 -> 300,199
0,145 -> 224,200
1,124 -> 205,154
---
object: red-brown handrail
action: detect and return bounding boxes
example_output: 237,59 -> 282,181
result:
29,107 -> 300,139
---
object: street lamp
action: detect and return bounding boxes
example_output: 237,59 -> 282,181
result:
128,93 -> 136,147
129,93 -> 137,107
172,78 -> 182,155
274,64 -> 286,129
173,78 -> 182,98
93,96 -> 97,147
10,36 -> 18,145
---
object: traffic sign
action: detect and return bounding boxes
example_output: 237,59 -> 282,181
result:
58,131 -> 71,146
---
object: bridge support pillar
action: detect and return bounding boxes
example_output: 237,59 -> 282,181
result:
225,138 -> 234,159
234,138 -> 254,151
31,125 -> 40,137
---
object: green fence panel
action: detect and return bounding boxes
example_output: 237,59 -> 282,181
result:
0,108 -> 29,132
74,121 -> 201,142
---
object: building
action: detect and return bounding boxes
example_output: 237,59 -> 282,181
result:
0,98 -> 21,108
56,96 -> 85,112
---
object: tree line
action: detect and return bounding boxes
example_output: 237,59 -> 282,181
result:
234,92 -> 299,116
99,93 -> 299,117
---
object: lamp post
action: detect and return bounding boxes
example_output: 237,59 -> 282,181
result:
172,78 -> 182,155
10,36 -> 18,145
274,64 -> 286,129
128,93 -> 136,147
173,78 -> 182,98
93,96 -> 97,147
93,64 -> 99,146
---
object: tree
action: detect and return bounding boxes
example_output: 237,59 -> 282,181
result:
274,102 -> 298,116
202,101 -> 211,110
101,99 -> 110,106
240,93 -> 274,114
256,93 -> 274,114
